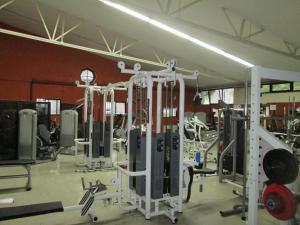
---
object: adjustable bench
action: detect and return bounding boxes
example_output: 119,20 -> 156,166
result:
0,160 -> 34,191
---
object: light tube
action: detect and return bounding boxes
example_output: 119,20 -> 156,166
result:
99,0 -> 254,67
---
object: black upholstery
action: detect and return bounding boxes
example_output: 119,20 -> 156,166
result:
193,168 -> 217,175
0,160 -> 34,165
0,202 -> 64,221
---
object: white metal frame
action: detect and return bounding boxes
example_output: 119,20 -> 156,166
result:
248,66 -> 300,225
74,81 -> 128,169
116,60 -> 197,222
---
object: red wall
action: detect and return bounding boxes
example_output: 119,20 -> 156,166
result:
0,23 -> 209,128
0,31 -> 127,103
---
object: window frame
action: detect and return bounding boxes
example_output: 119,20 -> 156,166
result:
270,82 -> 292,93
36,98 -> 61,115
200,88 -> 234,105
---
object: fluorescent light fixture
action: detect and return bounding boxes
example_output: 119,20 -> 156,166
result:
99,0 -> 254,67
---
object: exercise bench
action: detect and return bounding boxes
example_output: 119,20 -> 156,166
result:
0,160 -> 34,191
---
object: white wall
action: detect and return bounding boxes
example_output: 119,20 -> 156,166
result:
234,87 -> 300,105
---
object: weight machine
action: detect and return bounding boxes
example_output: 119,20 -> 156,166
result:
74,80 -> 127,169
218,107 -> 246,183
184,112 -> 217,164
117,59 -> 198,222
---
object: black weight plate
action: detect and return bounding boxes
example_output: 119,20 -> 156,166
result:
263,149 -> 299,184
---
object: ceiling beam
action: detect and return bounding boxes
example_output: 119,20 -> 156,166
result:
35,2 -> 51,40
243,28 -> 264,40
170,16 -> 300,60
222,7 -> 238,36
156,0 -> 164,13
54,22 -> 81,41
52,14 -> 60,40
123,1 -> 300,61
169,0 -> 202,16
165,0 -> 172,14
0,0 -> 15,11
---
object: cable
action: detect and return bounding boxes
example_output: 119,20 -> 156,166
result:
183,166 -> 194,203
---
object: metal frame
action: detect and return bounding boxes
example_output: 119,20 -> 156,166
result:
217,108 -> 244,183
74,81 -> 128,169
248,66 -> 300,225
0,163 -> 32,191
117,60 -> 197,222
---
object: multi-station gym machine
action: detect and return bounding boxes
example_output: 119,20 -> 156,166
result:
74,68 -> 128,169
0,60 -> 198,223
117,60 -> 198,222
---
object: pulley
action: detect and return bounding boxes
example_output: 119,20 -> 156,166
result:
263,149 -> 299,184
263,184 -> 298,221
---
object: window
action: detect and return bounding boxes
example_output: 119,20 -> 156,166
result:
106,102 -> 126,115
105,102 -> 112,115
115,103 -> 125,115
222,88 -> 234,104
200,91 -> 209,105
163,107 -> 177,117
209,89 -> 222,104
261,84 -> 270,93
200,88 -> 234,105
271,83 -> 291,92
36,98 -> 60,115
294,82 -> 300,91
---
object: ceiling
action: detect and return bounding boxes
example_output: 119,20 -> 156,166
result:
0,0 -> 299,88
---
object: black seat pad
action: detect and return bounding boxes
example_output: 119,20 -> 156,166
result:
0,201 -> 64,221
193,168 -> 217,175
0,160 -> 35,166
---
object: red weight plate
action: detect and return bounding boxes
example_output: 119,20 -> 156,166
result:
263,184 -> 298,221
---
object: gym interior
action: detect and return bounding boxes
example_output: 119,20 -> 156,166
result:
0,1 -> 299,225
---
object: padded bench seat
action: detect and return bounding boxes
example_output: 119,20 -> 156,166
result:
0,160 -> 35,191
193,168 -> 217,175
0,201 -> 63,221
0,160 -> 34,166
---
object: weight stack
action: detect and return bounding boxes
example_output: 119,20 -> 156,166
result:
151,133 -> 165,199
103,122 -> 111,157
135,136 -> 146,196
18,109 -> 37,161
169,132 -> 180,196
129,128 -> 140,190
164,130 -> 180,196
92,122 -> 101,158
